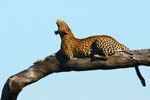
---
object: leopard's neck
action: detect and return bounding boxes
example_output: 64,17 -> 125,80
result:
61,32 -> 76,41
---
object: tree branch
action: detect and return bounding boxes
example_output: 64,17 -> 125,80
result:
1,49 -> 150,100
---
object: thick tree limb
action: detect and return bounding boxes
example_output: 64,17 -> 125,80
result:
1,49 -> 150,100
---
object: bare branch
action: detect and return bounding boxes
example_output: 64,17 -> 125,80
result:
1,49 -> 150,100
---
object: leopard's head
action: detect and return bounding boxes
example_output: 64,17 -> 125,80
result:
55,19 -> 72,36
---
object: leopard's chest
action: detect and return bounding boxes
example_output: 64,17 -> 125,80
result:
61,39 -> 93,57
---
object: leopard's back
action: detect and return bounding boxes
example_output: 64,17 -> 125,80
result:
72,36 -> 98,57
93,35 -> 129,56
71,35 -> 129,58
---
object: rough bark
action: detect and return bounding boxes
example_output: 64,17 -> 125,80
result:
1,49 -> 150,100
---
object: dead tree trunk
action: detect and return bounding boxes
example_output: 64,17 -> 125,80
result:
1,49 -> 150,100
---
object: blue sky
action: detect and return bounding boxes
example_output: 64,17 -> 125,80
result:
0,0 -> 150,100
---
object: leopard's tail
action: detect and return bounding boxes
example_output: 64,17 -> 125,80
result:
119,43 -> 146,87
135,66 -> 146,87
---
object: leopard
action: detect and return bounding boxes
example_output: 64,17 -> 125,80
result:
54,19 -> 146,87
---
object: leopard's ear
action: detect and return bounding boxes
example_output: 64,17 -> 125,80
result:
64,29 -> 69,34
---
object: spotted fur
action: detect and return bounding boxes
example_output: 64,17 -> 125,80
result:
54,19 -> 146,87
55,19 -> 129,59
